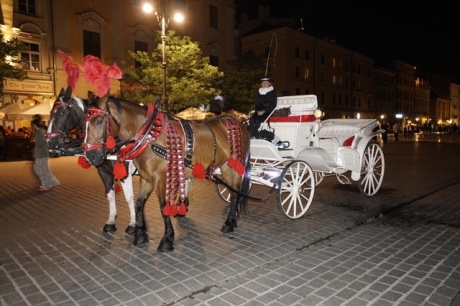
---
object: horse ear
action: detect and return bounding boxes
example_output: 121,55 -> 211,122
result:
64,86 -> 72,101
58,87 -> 66,98
97,94 -> 108,108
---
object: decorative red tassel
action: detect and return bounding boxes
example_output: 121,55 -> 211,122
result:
234,161 -> 246,176
178,202 -> 187,216
192,162 -> 206,179
114,182 -> 121,194
162,204 -> 171,216
113,162 -> 127,180
170,204 -> 178,217
77,156 -> 91,169
227,157 -> 236,167
106,136 -> 116,150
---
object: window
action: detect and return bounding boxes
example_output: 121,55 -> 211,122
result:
21,42 -> 40,71
18,0 -> 37,15
321,54 -> 325,65
304,50 -> 310,61
134,41 -> 148,68
209,55 -> 219,67
295,47 -> 300,58
295,66 -> 300,77
209,5 -> 218,28
83,30 -> 101,57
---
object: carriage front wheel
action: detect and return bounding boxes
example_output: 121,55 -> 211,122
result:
276,160 -> 315,219
358,142 -> 385,196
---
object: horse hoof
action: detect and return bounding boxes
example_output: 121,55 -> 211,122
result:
125,225 -> 136,236
157,238 -> 174,252
221,224 -> 234,233
103,224 -> 117,233
133,234 -> 149,246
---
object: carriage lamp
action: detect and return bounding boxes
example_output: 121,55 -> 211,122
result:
314,109 -> 323,119
142,1 -> 184,112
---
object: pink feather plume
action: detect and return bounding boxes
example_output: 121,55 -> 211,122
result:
81,55 -> 122,97
57,50 -> 79,91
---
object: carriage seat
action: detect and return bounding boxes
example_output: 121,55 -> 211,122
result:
318,119 -> 377,147
269,94 -> 318,123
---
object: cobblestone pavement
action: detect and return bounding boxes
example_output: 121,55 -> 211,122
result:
0,137 -> 459,306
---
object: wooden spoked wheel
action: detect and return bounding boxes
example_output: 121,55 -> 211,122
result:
276,160 -> 315,219
358,143 -> 385,196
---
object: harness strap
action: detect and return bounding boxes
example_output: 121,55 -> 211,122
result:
117,104 -> 163,162
180,120 -> 194,169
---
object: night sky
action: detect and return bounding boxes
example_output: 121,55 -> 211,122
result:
236,0 -> 460,81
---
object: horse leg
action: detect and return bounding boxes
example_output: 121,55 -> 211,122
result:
96,163 -> 118,233
221,158 -> 251,233
220,168 -> 240,233
133,178 -> 154,246
221,199 -> 238,233
120,161 -> 136,235
157,197 -> 175,252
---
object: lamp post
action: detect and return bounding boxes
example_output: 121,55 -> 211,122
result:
143,1 -> 184,112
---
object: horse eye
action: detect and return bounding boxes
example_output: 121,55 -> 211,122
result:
96,118 -> 103,125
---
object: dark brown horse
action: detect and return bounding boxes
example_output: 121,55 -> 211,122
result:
83,95 -> 251,252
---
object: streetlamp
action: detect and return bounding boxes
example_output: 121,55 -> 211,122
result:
142,1 -> 184,112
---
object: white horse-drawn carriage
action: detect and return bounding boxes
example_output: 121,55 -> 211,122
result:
218,94 -> 385,219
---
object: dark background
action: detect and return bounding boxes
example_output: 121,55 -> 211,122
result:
236,0 -> 460,81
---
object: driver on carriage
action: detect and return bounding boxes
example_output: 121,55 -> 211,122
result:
248,77 -> 277,138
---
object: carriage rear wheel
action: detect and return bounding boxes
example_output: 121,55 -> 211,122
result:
276,160 -> 315,219
358,142 -> 385,196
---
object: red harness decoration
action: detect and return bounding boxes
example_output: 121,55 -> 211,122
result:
162,121 -> 187,217
112,105 -> 164,180
225,118 -> 246,176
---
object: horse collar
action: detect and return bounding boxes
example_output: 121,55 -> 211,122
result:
116,104 -> 164,162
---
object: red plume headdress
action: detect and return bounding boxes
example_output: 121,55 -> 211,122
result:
81,55 -> 122,97
57,50 -> 79,91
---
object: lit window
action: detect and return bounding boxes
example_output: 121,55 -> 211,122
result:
21,42 -> 40,71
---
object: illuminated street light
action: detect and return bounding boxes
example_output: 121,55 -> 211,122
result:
143,1 -> 184,112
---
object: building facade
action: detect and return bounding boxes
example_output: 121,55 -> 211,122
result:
1,0 -> 235,127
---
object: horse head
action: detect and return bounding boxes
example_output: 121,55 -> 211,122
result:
47,86 -> 87,155
83,94 -> 119,166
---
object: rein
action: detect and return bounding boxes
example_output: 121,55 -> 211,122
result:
82,103 -> 164,162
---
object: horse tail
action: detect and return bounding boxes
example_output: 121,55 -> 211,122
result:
239,152 -> 251,214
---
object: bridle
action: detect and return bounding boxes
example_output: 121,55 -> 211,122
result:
46,99 -> 72,140
82,107 -> 113,152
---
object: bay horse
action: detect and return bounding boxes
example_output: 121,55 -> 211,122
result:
47,86 -> 136,234
83,94 -> 251,252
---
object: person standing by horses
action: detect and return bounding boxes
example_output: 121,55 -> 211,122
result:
31,114 -> 60,191
248,77 -> 277,138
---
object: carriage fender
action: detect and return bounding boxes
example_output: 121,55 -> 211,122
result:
349,135 -> 378,181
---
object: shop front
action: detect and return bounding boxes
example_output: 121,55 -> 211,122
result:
0,79 -> 55,131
